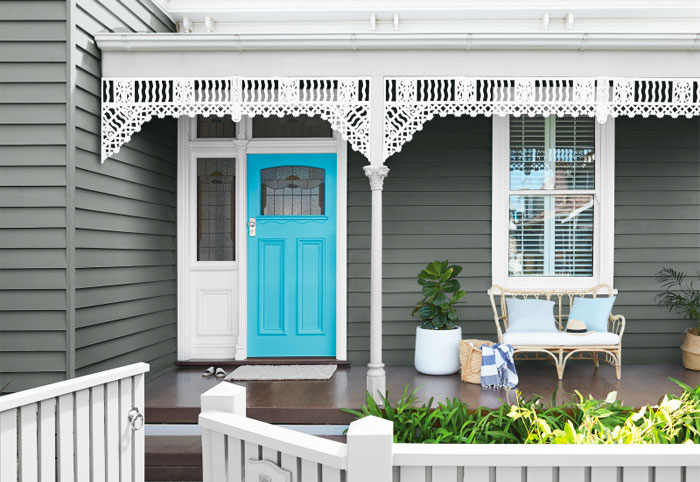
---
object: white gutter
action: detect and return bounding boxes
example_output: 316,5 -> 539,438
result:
95,32 -> 700,52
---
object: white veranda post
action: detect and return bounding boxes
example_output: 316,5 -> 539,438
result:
364,164 -> 389,401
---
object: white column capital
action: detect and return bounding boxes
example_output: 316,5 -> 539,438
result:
363,165 -> 390,190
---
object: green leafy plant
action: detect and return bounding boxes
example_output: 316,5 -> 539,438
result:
343,380 -> 700,444
656,267 -> 700,333
412,260 -> 466,330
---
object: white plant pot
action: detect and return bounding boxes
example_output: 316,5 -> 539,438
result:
414,326 -> 462,375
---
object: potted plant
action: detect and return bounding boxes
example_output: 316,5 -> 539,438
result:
412,260 -> 466,375
656,267 -> 700,370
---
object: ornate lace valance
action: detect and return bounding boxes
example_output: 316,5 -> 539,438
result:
101,77 -> 371,162
384,77 -> 700,160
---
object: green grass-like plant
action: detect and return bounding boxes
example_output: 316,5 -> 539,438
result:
343,380 -> 700,444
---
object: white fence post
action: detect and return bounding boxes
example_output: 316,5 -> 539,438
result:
347,416 -> 394,482
201,383 -> 247,482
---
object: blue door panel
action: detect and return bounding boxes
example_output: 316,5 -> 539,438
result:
247,153 -> 336,357
259,239 -> 285,335
298,239 -> 324,334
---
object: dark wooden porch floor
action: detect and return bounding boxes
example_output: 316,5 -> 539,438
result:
146,363 -> 700,425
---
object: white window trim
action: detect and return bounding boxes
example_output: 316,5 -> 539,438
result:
177,115 -> 348,361
491,116 -> 615,291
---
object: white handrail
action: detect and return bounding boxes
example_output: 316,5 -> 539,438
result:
392,443 -> 700,467
200,412 -> 347,469
0,362 -> 150,412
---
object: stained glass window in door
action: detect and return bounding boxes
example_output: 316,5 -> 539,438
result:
260,166 -> 325,216
197,158 -> 235,261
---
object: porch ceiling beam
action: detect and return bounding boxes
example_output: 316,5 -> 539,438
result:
96,32 -> 700,52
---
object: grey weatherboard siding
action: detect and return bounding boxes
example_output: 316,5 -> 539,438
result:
0,0 -> 176,392
346,116 -> 700,365
614,117 -> 700,363
347,116 -> 494,364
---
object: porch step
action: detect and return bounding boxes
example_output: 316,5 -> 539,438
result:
145,433 -> 347,482
146,435 -> 201,481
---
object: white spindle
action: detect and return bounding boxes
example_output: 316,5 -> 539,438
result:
132,374 -> 145,482
201,428 -> 213,482
105,380 -> 120,482
400,466 -> 425,482
655,467 -> 681,482
210,431 -> 227,478
119,377 -> 133,481
301,459 -> 319,482
76,389 -> 91,482
322,464 -> 342,482
622,466 -> 649,482
91,385 -> 106,482
496,466 -> 521,481
20,403 -> 38,482
227,436 -> 243,482
591,466 -> 617,482
527,466 -> 553,482
57,393 -> 75,481
687,467 -> 700,482
433,466 -> 458,481
559,466 -> 586,482
39,398 -> 56,481
464,466 -> 490,482
0,409 -> 18,482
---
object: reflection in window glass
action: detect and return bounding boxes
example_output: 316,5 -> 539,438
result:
261,166 -> 325,216
197,158 -> 235,261
509,195 -> 594,277
197,115 -> 236,138
510,116 -> 595,191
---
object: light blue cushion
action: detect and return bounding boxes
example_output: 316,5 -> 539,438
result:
568,296 -> 617,332
505,298 -> 557,333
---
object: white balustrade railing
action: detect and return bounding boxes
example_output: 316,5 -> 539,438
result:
0,363 -> 149,482
200,382 -> 700,482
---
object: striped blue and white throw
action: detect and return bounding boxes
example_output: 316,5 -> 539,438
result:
480,343 -> 518,389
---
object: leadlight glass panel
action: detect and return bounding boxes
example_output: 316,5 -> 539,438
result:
197,114 -> 236,138
197,158 -> 235,261
261,166 -> 325,216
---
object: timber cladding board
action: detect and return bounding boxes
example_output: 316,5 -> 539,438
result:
0,0 -> 69,392
73,0 -> 176,382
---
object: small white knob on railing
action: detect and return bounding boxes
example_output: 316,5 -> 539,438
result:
128,407 -> 144,431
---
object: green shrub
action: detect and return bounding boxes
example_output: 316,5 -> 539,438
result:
343,380 -> 700,444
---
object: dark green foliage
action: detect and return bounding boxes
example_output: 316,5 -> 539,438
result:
412,261 -> 466,330
656,267 -> 700,333
343,381 -> 700,444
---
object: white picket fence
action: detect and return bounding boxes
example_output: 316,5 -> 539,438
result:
200,383 -> 700,482
0,362 -> 149,482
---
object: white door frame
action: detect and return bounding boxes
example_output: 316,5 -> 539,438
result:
177,116 -> 348,361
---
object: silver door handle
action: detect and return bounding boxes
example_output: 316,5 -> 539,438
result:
248,217 -> 256,237
128,407 -> 144,431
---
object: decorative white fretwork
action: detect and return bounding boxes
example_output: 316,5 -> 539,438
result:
384,77 -> 700,160
101,77 -> 370,162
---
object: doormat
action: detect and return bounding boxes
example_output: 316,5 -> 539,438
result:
224,365 -> 337,381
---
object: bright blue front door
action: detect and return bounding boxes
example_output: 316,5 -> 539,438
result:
247,154 -> 337,357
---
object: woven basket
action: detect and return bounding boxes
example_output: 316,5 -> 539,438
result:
681,329 -> 700,371
459,339 -> 494,384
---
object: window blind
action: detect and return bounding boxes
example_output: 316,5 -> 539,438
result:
508,116 -> 596,278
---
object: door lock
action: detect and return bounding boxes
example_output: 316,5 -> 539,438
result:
248,217 -> 256,237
